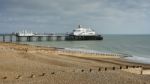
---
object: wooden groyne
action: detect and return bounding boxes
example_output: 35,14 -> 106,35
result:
0,66 -> 147,81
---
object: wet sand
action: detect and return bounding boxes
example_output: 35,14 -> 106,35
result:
0,42 -> 150,84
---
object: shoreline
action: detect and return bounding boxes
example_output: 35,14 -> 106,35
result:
18,42 -> 150,66
1,42 -> 150,68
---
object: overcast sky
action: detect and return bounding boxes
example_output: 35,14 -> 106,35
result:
0,0 -> 150,34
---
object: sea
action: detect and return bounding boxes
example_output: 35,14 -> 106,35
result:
2,35 -> 150,64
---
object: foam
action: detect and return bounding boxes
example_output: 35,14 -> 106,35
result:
125,55 -> 150,64
64,48 -> 114,54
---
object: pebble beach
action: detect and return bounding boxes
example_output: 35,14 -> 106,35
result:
0,42 -> 150,84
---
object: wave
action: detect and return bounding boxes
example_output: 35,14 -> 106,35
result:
62,48 -> 150,64
63,48 -> 114,54
124,55 -> 150,64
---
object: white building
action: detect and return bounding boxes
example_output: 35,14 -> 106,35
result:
71,25 -> 96,36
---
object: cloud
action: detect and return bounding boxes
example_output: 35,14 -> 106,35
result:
0,0 -> 150,34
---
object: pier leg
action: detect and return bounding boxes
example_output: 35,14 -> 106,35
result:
62,36 -> 65,41
16,36 -> 18,42
42,36 -> 47,41
57,36 -> 61,41
3,35 -> 5,42
10,35 -> 12,42
30,37 -> 32,42
52,36 -> 57,41
27,36 -> 32,42
37,36 -> 42,41
16,36 -> 21,42
47,36 -> 52,41
27,37 -> 29,42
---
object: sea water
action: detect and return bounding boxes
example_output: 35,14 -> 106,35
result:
20,35 -> 150,64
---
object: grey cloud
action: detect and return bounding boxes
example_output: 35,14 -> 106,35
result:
0,0 -> 150,34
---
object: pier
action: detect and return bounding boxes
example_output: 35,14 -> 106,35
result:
0,34 -> 67,42
0,25 -> 104,42
0,34 -> 15,42
0,33 -> 103,42
16,35 -> 66,42
0,25 -> 103,42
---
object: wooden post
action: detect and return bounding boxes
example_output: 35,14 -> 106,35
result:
98,67 -> 101,71
2,76 -> 7,79
120,66 -> 122,69
112,67 -> 115,70
16,75 -> 22,79
89,69 -> 92,72
40,73 -> 46,76
51,72 -> 55,74
140,66 -> 143,75
81,69 -> 84,72
126,65 -> 128,69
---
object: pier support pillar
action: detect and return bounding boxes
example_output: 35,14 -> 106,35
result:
61,36 -> 65,41
27,36 -> 32,42
16,36 -> 21,42
37,36 -> 42,41
31,37 -> 37,42
3,35 -> 5,42
16,36 -> 18,42
51,36 -> 57,41
42,36 -> 47,41
57,36 -> 61,41
10,35 -> 13,42
47,36 -> 51,41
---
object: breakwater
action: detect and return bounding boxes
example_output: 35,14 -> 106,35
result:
0,66 -> 144,80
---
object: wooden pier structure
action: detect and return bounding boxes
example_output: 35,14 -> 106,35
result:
16,35 -> 66,42
0,34 -> 66,42
0,34 -> 15,42
0,33 -> 103,42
